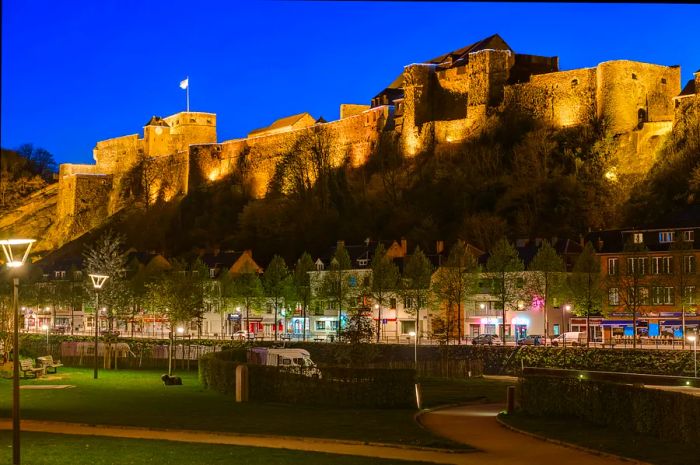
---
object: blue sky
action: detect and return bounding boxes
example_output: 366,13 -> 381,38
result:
2,1 -> 699,166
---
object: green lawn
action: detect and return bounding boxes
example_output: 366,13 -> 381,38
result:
0,431 -> 433,465
499,413 -> 696,465
0,367 -> 506,450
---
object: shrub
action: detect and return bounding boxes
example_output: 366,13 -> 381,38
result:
520,375 -> 700,444
198,348 -> 246,393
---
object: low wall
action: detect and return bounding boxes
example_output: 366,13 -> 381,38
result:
520,375 -> 700,444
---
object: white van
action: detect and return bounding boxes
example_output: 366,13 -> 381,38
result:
247,347 -> 322,377
551,332 -> 586,346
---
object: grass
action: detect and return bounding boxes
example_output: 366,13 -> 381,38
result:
0,431 -> 434,465
0,367 -> 508,450
499,412 -> 696,465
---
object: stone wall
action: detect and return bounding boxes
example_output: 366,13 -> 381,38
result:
340,104 -> 370,119
189,107 -> 389,197
596,61 -> 680,134
504,67 -> 597,127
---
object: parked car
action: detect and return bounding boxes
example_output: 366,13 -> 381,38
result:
232,330 -> 253,341
471,334 -> 501,345
517,335 -> 544,346
551,331 -> 586,346
99,329 -> 120,337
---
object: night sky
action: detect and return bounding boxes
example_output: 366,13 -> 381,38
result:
2,1 -> 699,166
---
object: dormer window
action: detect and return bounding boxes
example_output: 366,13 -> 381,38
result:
357,259 -> 369,267
315,259 -> 325,271
659,231 -> 675,243
683,230 -> 695,242
633,233 -> 644,244
55,271 -> 66,279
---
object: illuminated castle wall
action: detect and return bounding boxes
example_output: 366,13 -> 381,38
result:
15,36 -> 694,252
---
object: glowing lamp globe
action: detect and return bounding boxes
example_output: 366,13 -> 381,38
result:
0,238 -> 36,268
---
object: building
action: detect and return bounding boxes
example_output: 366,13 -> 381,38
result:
588,218 -> 700,342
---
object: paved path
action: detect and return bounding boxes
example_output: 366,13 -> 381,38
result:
419,404 -> 633,465
1,405 -> 635,465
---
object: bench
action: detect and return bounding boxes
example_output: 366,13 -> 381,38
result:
20,359 -> 44,378
37,355 -> 63,374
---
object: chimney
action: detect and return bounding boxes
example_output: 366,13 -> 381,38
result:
436,240 -> 444,254
401,238 -> 408,256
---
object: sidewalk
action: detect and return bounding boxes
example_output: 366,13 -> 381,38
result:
418,404 -> 633,465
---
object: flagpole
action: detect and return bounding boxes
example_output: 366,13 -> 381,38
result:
186,76 -> 190,112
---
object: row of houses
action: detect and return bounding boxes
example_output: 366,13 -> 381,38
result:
18,216 -> 700,343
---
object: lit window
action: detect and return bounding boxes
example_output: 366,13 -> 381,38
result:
607,258 -> 619,276
683,256 -> 696,274
659,231 -> 675,243
608,288 -> 620,306
627,257 -> 647,275
651,256 -> 673,274
633,233 -> 644,244
684,286 -> 696,305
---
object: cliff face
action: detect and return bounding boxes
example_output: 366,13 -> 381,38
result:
0,183 -> 59,253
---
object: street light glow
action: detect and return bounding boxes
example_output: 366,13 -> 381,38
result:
177,327 -> 185,334
688,335 -> 697,342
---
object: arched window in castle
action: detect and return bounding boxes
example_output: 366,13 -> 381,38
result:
637,108 -> 647,129
661,78 -> 667,85
632,73 -> 637,80
571,78 -> 578,88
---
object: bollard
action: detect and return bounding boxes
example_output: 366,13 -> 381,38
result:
506,385 -> 515,415
235,364 -> 249,402
415,383 -> 422,410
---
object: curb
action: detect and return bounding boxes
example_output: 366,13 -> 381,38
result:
495,414 -> 654,465
414,401 -> 500,453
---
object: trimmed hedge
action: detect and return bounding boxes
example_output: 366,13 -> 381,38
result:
248,365 -> 416,409
276,343 -> 698,377
520,375 -> 700,444
198,348 -> 247,394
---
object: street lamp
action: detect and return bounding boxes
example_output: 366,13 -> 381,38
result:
1,237 -> 36,465
688,335 -> 698,378
409,331 -> 417,368
88,274 -> 109,380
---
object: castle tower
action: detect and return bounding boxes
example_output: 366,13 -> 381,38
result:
163,112 -> 217,153
143,116 -> 173,157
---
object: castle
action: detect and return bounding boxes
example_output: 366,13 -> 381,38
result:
4,34 -> 698,252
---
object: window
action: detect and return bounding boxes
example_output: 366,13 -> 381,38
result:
684,286 -> 696,305
484,324 -> 496,335
683,230 -> 695,242
74,271 -> 83,279
632,73 -> 637,80
628,287 -> 649,305
683,256 -> 696,274
315,321 -> 326,331
54,271 -> 66,279
316,262 -> 324,271
661,78 -> 667,84
633,233 -> 644,244
651,256 -> 673,274
329,321 -> 338,330
609,288 -> 620,306
652,287 -> 674,305
659,231 -> 675,243
516,277 -> 525,289
571,78 -> 578,87
348,276 -> 357,287
607,258 -> 619,276
403,297 -> 413,309
389,298 -> 397,309
209,268 -> 217,278
401,321 -> 416,334
265,303 -> 273,314
357,259 -> 369,267
627,257 -> 647,275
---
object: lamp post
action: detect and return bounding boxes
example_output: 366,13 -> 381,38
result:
41,324 -> 49,351
1,237 -> 36,465
88,274 -> 109,380
409,331 -> 417,368
688,335 -> 698,378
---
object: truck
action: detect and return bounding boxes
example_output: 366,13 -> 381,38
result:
247,347 -> 321,378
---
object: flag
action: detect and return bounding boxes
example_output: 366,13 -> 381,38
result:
179,77 -> 189,90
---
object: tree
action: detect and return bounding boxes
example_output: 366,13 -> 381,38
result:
263,255 -> 293,341
527,240 -> 567,343
486,238 -> 524,342
229,264 -> 264,337
568,242 -> 602,346
431,241 -> 479,344
368,243 -> 399,342
318,243 -> 353,339
603,241 -> 653,349
16,143 -> 57,182
83,231 -> 129,332
145,259 -> 206,375
665,239 -> 698,346
293,252 -> 315,341
401,246 -> 433,343
340,308 -> 376,344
